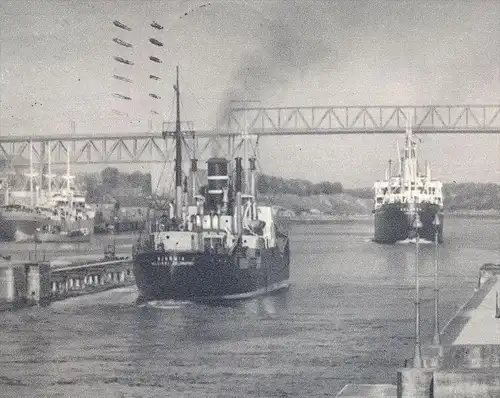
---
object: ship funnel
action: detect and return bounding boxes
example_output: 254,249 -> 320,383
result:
235,157 -> 243,194
249,157 -> 256,199
234,157 -> 243,234
191,158 -> 198,201
206,157 -> 229,213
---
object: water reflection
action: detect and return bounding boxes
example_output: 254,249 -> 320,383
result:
128,288 -> 291,348
199,287 -> 290,315
0,217 -> 497,397
379,244 -> 414,279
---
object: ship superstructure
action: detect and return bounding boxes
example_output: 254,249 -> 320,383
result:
373,119 -> 444,243
132,68 -> 290,301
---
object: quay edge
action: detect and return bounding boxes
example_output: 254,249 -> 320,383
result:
337,263 -> 500,397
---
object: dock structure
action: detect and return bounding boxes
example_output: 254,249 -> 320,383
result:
337,263 -> 500,397
0,256 -> 135,310
50,259 -> 135,302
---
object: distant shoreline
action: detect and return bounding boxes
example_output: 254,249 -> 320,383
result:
446,210 -> 500,219
281,214 -> 372,223
282,210 -> 500,223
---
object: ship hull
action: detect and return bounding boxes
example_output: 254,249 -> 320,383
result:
133,242 -> 290,301
0,216 -> 44,242
374,202 -> 444,244
35,219 -> 94,243
34,232 -> 91,243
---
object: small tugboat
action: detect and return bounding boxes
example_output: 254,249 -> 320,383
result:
132,67 -> 290,301
373,118 -> 444,243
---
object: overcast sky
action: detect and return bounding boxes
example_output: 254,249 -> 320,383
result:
1,0 -> 499,188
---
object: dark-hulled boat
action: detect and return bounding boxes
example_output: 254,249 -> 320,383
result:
373,120 -> 444,244
132,68 -> 290,301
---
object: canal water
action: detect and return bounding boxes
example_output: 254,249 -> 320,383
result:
0,216 -> 498,397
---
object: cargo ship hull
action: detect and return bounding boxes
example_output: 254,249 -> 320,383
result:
374,202 -> 444,244
133,243 -> 290,301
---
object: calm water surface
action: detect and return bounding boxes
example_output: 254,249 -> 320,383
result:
0,216 -> 498,397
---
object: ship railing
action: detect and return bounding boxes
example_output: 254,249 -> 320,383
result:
383,194 -> 403,203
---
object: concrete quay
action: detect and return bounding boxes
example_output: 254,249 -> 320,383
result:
337,263 -> 500,397
0,252 -> 135,310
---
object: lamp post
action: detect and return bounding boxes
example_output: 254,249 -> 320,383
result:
432,214 -> 441,345
34,227 -> 40,261
413,211 -> 423,368
495,291 -> 499,319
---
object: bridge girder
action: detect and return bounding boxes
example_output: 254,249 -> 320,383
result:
0,104 -> 498,166
228,104 -> 500,133
0,135 -> 233,166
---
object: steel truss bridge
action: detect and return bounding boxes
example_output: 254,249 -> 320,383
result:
1,104 -> 499,166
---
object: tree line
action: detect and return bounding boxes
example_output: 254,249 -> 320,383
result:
443,182 -> 500,210
84,167 -> 152,205
256,173 -> 343,196
81,167 -> 499,211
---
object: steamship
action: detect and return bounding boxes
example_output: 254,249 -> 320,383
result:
132,68 -> 290,301
0,142 -> 94,243
373,119 -> 444,244
0,144 -> 49,241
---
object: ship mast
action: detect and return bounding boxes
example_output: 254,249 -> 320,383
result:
29,140 -> 34,206
243,108 -> 249,194
397,141 -> 402,175
174,66 -> 182,220
23,140 -> 40,206
45,145 -> 55,199
63,145 -> 75,211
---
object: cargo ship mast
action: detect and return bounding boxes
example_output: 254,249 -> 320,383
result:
173,66 -> 182,220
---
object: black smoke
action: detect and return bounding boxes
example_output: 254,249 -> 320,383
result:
214,2 -> 335,130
